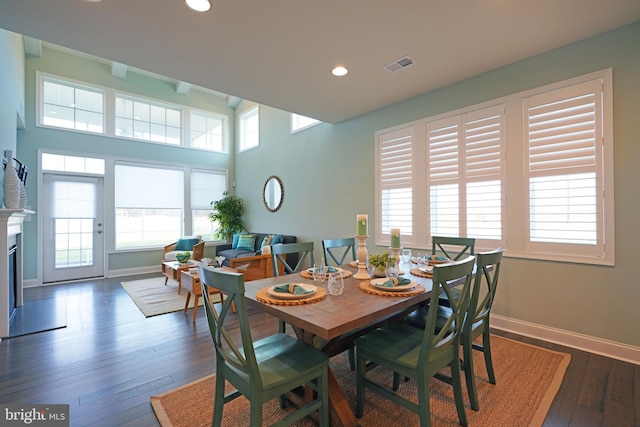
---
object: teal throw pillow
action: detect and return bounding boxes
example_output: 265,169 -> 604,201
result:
271,234 -> 284,245
232,233 -> 240,249
260,234 -> 276,249
175,238 -> 200,251
236,234 -> 256,251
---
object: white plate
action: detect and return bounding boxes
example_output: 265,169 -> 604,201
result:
267,283 -> 317,300
370,277 -> 416,292
419,266 -> 433,273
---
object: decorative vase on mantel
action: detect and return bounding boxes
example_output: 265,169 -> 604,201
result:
3,150 -> 21,209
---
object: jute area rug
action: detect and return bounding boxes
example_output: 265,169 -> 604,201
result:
121,277 -> 220,318
150,335 -> 570,426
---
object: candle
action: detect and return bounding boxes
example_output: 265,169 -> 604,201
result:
357,214 -> 368,236
390,228 -> 401,248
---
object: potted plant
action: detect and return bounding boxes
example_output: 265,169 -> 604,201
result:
209,191 -> 246,241
368,251 -> 397,277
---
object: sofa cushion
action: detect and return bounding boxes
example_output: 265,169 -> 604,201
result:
175,237 -> 200,251
260,234 -> 278,249
237,234 -> 256,251
232,233 -> 240,249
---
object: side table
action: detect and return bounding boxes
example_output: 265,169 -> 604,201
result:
180,269 -> 236,322
161,260 -> 193,294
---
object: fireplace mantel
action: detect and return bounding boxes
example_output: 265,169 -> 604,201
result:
0,209 -> 33,338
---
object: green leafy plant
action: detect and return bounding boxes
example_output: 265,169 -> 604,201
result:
368,251 -> 396,269
209,191 -> 246,241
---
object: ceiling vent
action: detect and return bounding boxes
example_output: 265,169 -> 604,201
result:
383,56 -> 414,73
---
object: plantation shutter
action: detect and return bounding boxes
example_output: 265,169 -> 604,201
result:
525,78 -> 603,251
427,117 -> 460,236
465,107 -> 503,239
379,127 -> 413,239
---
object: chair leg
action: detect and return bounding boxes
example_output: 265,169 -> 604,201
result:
355,352 -> 365,418
279,394 -> 286,409
450,356 -> 468,427
482,329 -> 496,384
249,401 -> 262,427
348,347 -> 355,371
278,319 -> 286,333
417,374 -> 432,427
392,372 -> 401,391
319,367 -> 329,427
463,338 -> 480,411
212,374 -> 225,427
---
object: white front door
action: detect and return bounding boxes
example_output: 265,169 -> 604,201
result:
43,174 -> 105,283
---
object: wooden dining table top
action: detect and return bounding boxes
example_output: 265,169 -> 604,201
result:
243,263 -> 435,343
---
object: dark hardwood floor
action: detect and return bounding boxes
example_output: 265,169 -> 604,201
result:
0,274 -> 638,426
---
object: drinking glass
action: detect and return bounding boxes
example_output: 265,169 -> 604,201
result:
401,249 -> 412,263
312,263 -> 327,283
327,272 -> 344,295
385,261 -> 399,279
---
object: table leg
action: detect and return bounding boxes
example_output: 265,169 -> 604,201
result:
183,292 -> 191,313
192,295 -> 200,323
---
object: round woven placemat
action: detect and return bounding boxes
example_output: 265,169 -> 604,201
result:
410,268 -> 433,278
359,281 -> 425,297
299,269 -> 353,280
256,287 -> 328,305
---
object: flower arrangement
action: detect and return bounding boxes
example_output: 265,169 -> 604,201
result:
368,251 -> 396,270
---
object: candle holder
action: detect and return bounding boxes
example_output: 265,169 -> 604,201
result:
389,247 -> 404,275
353,234 -> 371,279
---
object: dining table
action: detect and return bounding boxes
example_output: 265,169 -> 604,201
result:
242,262 -> 437,427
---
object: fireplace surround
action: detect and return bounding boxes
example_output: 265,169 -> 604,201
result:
0,209 -> 32,339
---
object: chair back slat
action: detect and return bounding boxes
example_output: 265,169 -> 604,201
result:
432,236 -> 476,261
468,248 -> 503,328
270,242 -> 315,276
420,256 -> 475,363
322,238 -> 356,266
199,265 -> 262,385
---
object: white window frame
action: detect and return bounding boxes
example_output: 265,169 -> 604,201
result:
36,72 -> 229,153
375,69 -> 614,266
239,106 -> 259,151
38,74 -> 105,134
291,113 -> 321,133
114,94 -> 182,145
190,110 -> 228,153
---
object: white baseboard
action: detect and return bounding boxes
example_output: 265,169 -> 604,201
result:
492,314 -> 640,366
22,266 -> 160,288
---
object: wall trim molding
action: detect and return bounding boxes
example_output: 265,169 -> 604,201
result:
492,315 -> 640,366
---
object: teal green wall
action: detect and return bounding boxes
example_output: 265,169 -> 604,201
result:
17,46 -> 236,277
235,22 -> 640,348
1,22 -> 639,349
0,29 -> 24,172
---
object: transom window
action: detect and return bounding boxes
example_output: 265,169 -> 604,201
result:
239,106 -> 259,151
37,72 -> 228,153
291,113 -> 321,133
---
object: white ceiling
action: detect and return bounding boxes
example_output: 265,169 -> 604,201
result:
0,1 -> 639,123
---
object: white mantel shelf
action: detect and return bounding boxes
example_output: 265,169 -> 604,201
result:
0,209 -> 34,338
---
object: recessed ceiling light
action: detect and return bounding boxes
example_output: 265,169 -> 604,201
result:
185,0 -> 211,12
332,66 -> 348,77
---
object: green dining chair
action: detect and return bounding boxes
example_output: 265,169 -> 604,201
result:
199,265 -> 330,427
404,248 -> 503,411
355,256 -> 475,427
270,241 -> 316,333
322,237 -> 356,266
432,236 -> 475,261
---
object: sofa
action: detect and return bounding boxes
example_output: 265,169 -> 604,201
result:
216,232 -> 298,271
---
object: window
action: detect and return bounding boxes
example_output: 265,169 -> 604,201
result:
239,106 -> 259,151
37,72 -> 229,153
191,169 -> 227,241
42,153 -> 105,175
375,69 -> 613,265
191,111 -> 226,152
524,79 -> 605,257
40,77 -> 104,133
377,127 -> 414,243
291,113 -> 321,133
114,164 -> 183,249
115,95 -> 181,144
